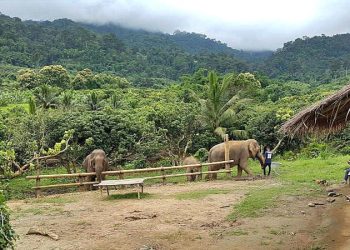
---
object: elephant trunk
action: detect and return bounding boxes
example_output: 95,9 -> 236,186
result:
256,152 -> 265,167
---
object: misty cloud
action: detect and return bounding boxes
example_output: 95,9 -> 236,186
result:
1,0 -> 350,50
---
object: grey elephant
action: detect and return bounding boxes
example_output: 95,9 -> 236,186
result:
207,139 -> 264,180
83,149 -> 109,186
183,156 -> 202,182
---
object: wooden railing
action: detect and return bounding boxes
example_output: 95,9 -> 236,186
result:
26,160 -> 234,197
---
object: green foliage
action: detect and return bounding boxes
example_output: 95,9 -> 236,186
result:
28,96 -> 36,115
0,193 -> 17,249
264,34 -> 350,83
0,14 -> 250,84
34,84 -> 59,109
17,68 -> 38,89
38,65 -> 70,88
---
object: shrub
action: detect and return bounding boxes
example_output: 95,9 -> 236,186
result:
0,193 -> 17,249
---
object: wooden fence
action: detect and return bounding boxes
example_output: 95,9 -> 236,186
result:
26,160 -> 234,197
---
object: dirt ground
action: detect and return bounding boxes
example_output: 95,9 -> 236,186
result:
8,179 -> 350,250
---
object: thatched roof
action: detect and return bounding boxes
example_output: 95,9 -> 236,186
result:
280,84 -> 350,137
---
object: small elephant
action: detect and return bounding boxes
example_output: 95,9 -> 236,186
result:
207,139 -> 264,180
83,149 -> 109,187
183,156 -> 202,182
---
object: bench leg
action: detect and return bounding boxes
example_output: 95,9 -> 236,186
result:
141,184 -> 144,193
106,186 -> 110,196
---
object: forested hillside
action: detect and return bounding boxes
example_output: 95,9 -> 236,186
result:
0,14 -> 251,86
264,34 -> 350,83
83,23 -> 272,62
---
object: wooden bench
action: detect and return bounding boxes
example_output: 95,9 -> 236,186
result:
94,178 -> 145,199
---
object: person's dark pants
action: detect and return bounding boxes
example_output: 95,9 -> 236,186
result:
263,163 -> 271,176
344,168 -> 350,181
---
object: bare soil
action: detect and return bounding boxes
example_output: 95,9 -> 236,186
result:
8,180 -> 350,250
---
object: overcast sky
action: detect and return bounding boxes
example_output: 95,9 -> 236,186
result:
1,0 -> 349,50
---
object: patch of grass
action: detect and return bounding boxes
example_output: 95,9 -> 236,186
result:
7,167 -> 82,199
27,196 -> 77,204
14,206 -> 64,218
228,155 -> 348,220
227,229 -> 249,236
0,103 -> 29,112
175,188 -> 230,200
106,192 -> 153,200
269,229 -> 286,236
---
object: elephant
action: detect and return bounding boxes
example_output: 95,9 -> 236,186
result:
183,156 -> 202,182
207,139 -> 265,180
83,149 -> 109,187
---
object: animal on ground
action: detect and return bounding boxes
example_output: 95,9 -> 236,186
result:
183,156 -> 202,182
207,139 -> 265,180
83,149 -> 109,189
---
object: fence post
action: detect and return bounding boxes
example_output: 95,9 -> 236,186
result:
118,171 -> 124,180
78,174 -> 85,191
35,156 -> 41,198
161,166 -> 166,185
224,134 -> 231,178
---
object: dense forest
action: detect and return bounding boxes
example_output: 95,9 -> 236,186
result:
263,34 -> 350,83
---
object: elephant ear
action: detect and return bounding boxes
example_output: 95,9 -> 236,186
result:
103,158 -> 109,171
248,141 -> 258,158
82,155 -> 90,170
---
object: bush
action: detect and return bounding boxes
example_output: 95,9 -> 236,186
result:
0,193 -> 17,249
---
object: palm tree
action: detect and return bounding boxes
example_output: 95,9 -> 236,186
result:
87,92 -> 100,111
199,71 -> 238,137
28,96 -> 36,115
61,91 -> 73,110
111,93 -> 119,109
35,84 -> 58,109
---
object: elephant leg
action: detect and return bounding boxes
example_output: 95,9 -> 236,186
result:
186,168 -> 192,182
208,165 -> 218,180
237,166 -> 243,178
240,162 -> 253,177
197,168 -> 202,181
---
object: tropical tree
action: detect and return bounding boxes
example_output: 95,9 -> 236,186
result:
199,71 -> 261,138
61,91 -> 74,110
38,65 -> 70,88
72,69 -> 97,89
199,71 -> 237,134
28,96 -> 36,115
111,93 -> 119,109
87,92 -> 100,111
17,69 -> 38,89
34,84 -> 58,109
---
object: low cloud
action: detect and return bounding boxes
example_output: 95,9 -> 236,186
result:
1,0 -> 350,50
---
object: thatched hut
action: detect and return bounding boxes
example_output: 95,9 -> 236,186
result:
280,84 -> 350,137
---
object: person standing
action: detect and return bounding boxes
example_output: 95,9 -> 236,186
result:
263,146 -> 273,176
343,160 -> 350,183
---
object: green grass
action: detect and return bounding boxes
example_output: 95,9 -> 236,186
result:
227,229 -> 249,236
175,188 -> 230,200
0,103 -> 29,112
26,196 -> 77,204
6,167 -> 80,199
228,155 -> 349,220
106,192 -> 152,200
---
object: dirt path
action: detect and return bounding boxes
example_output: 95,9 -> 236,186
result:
320,186 -> 350,250
8,180 -> 337,250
